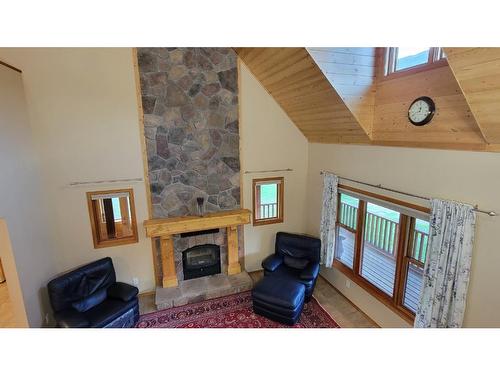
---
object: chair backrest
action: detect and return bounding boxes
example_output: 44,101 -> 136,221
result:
47,257 -> 116,312
275,232 -> 321,266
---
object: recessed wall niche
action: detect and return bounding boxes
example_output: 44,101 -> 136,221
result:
86,188 -> 138,249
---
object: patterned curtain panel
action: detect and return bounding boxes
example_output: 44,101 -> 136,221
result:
414,199 -> 476,328
320,173 -> 339,268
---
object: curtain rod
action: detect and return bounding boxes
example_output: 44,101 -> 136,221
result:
244,168 -> 293,174
320,170 -> 497,217
68,177 -> 143,187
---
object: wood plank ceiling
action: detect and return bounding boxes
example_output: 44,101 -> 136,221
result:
307,48 -> 377,138
445,48 -> 500,145
236,47 -> 500,152
234,48 -> 370,143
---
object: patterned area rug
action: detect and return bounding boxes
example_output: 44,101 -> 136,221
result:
136,291 -> 340,328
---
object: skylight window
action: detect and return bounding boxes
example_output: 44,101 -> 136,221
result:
386,47 -> 446,76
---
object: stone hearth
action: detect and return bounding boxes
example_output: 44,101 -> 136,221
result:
155,272 -> 253,310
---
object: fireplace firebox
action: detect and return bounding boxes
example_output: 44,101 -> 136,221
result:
182,244 -> 221,280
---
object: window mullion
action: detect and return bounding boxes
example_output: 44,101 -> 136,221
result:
428,47 -> 435,63
394,215 -> 410,306
353,199 -> 366,276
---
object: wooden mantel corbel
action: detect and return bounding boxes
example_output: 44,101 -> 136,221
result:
144,209 -> 251,288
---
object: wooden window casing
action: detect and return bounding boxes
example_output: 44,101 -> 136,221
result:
252,177 -> 284,226
333,184 -> 430,323
382,47 -> 448,80
86,188 -> 139,249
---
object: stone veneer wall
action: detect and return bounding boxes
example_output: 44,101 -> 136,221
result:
137,48 -> 242,282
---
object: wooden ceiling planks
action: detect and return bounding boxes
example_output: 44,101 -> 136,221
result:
308,47 -> 377,137
234,47 -> 370,144
236,47 -> 500,152
445,48 -> 500,144
372,63 -> 486,147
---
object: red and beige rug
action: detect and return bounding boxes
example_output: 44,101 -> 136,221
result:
136,291 -> 340,328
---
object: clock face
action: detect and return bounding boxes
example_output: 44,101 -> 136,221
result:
408,96 -> 435,126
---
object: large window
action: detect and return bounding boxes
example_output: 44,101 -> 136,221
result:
334,185 -> 430,321
385,47 -> 446,76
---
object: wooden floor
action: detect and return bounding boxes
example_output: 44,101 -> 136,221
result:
337,227 -> 423,312
139,271 -> 379,328
0,281 -> 17,328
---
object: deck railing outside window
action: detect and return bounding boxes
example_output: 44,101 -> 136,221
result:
339,201 -> 357,230
411,228 -> 429,263
259,203 -> 278,219
339,202 -> 399,258
364,212 -> 399,257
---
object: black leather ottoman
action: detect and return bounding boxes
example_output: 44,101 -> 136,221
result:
252,276 -> 306,325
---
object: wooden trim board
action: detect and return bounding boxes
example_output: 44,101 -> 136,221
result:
131,48 -> 161,286
144,209 -> 251,237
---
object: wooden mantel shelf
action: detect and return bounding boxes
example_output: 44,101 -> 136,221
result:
144,209 -> 251,237
143,209 -> 251,288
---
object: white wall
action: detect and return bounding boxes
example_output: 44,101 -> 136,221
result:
306,143 -> 500,327
0,51 -> 310,327
239,61 -> 309,271
0,49 -> 155,300
0,64 -> 56,327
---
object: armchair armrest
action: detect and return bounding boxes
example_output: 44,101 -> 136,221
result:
107,282 -> 139,302
54,309 -> 90,328
300,262 -> 320,281
262,254 -> 283,272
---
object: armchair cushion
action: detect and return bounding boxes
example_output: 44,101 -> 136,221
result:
107,282 -> 139,302
262,254 -> 283,272
85,298 -> 137,327
300,262 -> 320,281
71,288 -> 107,312
54,309 -> 90,328
283,255 -> 309,270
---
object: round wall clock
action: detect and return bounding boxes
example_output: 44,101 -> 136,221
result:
408,96 -> 435,126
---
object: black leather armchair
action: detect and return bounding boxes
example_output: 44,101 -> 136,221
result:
47,257 -> 139,328
262,232 -> 321,301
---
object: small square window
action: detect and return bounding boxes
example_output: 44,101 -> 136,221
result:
86,188 -> 138,249
252,177 -> 284,226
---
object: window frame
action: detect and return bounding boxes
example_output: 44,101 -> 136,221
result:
86,188 -> 139,249
333,184 -> 430,323
383,47 -> 448,80
252,177 -> 284,226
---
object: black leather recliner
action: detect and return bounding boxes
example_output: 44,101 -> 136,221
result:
262,232 -> 321,301
47,257 -> 139,328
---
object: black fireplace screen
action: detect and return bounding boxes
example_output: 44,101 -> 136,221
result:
182,244 -> 221,280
